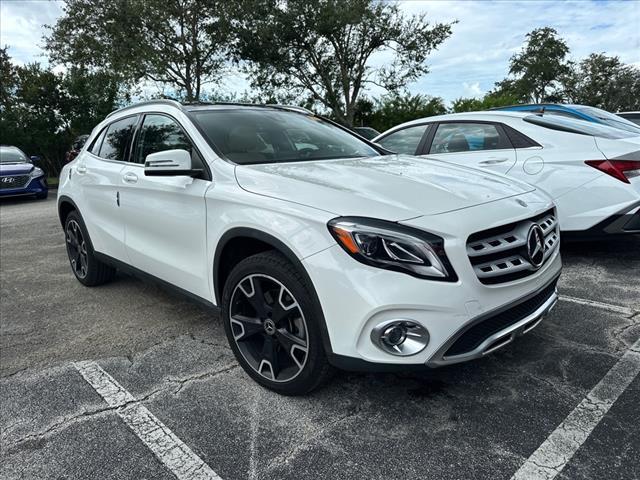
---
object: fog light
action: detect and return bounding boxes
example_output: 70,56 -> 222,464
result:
371,319 -> 429,356
382,324 -> 407,346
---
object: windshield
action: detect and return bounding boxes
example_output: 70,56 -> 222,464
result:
0,148 -> 28,164
573,105 -> 640,134
524,114 -> 638,139
190,109 -> 381,165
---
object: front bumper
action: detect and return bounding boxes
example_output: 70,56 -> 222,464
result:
303,241 -> 561,370
427,277 -> 558,366
0,175 -> 48,198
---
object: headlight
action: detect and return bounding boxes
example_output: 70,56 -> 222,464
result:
30,167 -> 44,178
327,217 -> 457,281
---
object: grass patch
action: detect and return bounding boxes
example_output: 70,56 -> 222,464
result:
47,177 -> 59,188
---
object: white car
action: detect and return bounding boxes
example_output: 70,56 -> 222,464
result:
58,101 -> 561,394
374,112 -> 640,237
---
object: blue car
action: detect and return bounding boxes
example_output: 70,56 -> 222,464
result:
493,104 -> 640,134
0,146 -> 48,199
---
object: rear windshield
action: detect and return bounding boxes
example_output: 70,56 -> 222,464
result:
190,109 -> 380,165
572,105 -> 640,134
523,115 -> 637,139
0,148 -> 28,163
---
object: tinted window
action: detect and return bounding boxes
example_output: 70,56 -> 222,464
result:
89,129 -> 106,155
573,105 -> 640,133
191,109 -> 379,165
134,115 -> 193,164
377,125 -> 428,155
524,115 -> 636,139
98,116 -> 137,161
430,123 -> 502,154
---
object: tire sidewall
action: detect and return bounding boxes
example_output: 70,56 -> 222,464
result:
221,252 -> 329,395
64,211 -> 98,286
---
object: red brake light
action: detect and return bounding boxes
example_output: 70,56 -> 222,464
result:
585,160 -> 640,184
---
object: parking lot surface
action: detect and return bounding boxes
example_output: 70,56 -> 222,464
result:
1,196 -> 639,480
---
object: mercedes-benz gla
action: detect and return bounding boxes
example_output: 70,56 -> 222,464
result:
58,101 -> 561,394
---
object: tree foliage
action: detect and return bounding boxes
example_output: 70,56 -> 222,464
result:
354,93 -> 446,132
0,48 -> 124,175
564,53 -> 640,111
451,92 -> 520,113
46,0 -> 232,100
233,0 -> 453,125
497,27 -> 571,103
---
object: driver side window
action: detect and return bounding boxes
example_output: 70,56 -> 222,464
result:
134,114 -> 206,173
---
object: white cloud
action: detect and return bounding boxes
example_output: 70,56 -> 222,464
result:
1,0 -> 638,106
0,0 -> 63,66
462,82 -> 483,98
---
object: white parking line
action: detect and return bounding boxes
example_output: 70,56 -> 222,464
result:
559,294 -> 635,317
510,338 -> 640,480
74,361 -> 222,480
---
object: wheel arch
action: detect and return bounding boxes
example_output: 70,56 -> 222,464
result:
213,227 -> 334,355
58,195 -> 79,227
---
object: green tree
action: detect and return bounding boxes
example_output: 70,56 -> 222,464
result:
233,0 -> 453,126
564,53 -> 640,111
498,27 -> 571,103
61,67 -> 127,137
357,93 -> 446,132
46,0 -> 233,101
451,92 -> 520,113
1,50 -> 124,176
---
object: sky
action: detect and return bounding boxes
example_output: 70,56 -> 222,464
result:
1,0 -> 639,105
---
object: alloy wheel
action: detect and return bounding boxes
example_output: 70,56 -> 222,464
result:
66,219 -> 88,279
229,274 -> 309,382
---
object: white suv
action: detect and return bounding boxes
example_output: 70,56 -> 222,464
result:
58,101 -> 562,395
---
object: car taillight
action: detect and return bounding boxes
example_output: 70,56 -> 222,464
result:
585,160 -> 640,184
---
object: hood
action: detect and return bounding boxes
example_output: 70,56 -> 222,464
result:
0,163 -> 34,176
235,155 -> 536,221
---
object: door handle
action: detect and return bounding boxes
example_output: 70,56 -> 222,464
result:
76,165 -> 87,174
123,172 -> 138,184
479,158 -> 508,165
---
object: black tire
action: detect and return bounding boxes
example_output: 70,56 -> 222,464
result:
36,191 -> 48,200
64,211 -> 116,286
221,251 -> 333,395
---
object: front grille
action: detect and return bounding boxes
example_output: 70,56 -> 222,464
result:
0,175 -> 30,189
444,279 -> 557,358
467,208 -> 559,285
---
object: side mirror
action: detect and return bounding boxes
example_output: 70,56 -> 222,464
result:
30,155 -> 41,164
144,149 -> 202,177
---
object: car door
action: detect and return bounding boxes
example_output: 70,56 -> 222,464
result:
74,115 -> 138,261
119,113 -> 212,300
419,122 -> 517,175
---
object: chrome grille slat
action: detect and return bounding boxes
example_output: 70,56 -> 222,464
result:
467,209 -> 559,285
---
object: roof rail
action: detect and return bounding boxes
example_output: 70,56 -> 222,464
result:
105,99 -> 314,119
265,104 -> 314,115
106,99 -> 183,118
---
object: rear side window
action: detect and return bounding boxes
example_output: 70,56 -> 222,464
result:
377,125 -> 428,155
133,114 -> 193,164
523,115 -> 635,139
98,116 -> 138,161
430,123 -> 504,154
89,129 -> 107,155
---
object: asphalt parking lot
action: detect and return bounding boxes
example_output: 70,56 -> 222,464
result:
1,195 -> 639,480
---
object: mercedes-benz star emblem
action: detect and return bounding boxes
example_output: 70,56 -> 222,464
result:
526,224 -> 545,269
263,319 -> 276,335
